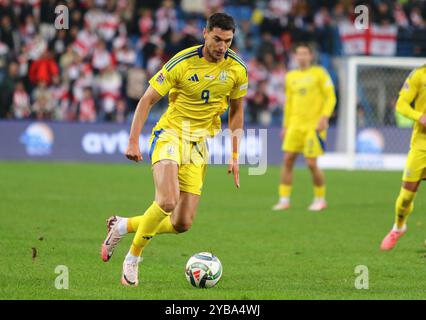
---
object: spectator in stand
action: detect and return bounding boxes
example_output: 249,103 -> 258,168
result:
19,14 -> 37,45
12,81 -> 30,119
164,32 -> 184,59
155,0 -> 178,37
92,40 -> 115,73
59,45 -> 76,80
235,20 -> 255,56
247,80 -> 269,124
114,39 -> 137,74
28,49 -> 59,86
375,2 -> 395,25
126,67 -> 147,114
51,29 -> 72,58
51,76 -> 70,121
0,15 -> 16,52
31,81 -> 54,120
0,61 -> 20,119
97,64 -> 122,122
146,46 -> 164,77
256,32 -> 276,62
39,0 -> 57,41
115,98 -> 127,123
410,6 -> 425,28
78,87 -> 97,123
138,8 -> 154,36
98,3 -> 121,45
73,26 -> 98,59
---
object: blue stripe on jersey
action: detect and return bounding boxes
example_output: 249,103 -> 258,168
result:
316,132 -> 326,151
227,52 -> 247,69
228,54 -> 248,73
164,49 -> 199,69
228,49 -> 245,61
149,129 -> 164,159
164,49 -> 198,68
166,53 -> 199,71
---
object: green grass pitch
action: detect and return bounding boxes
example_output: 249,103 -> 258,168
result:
1,161 -> 426,300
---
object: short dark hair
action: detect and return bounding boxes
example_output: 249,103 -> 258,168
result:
206,13 -> 236,33
293,42 -> 314,53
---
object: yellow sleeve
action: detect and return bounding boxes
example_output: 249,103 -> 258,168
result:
396,68 -> 423,121
148,63 -> 180,96
283,74 -> 292,128
230,68 -> 248,100
319,68 -> 336,117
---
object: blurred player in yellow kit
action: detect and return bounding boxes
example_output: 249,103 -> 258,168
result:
99,13 -> 248,285
381,65 -> 426,251
273,43 -> 336,211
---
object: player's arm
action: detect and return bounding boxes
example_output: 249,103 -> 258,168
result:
396,69 -> 426,127
126,64 -> 177,162
126,86 -> 162,162
317,69 -> 336,131
228,97 -> 244,188
228,68 -> 248,188
282,74 -> 292,138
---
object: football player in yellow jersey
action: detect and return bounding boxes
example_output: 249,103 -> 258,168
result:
381,65 -> 426,251
100,13 -> 248,286
272,43 -> 336,212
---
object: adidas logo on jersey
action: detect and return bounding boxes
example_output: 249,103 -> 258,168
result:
188,74 -> 199,82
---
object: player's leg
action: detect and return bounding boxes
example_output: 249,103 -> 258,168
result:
394,181 -> 420,231
273,152 -> 298,210
158,140 -> 207,233
121,159 -> 179,286
162,191 -> 200,233
100,159 -> 179,263
305,157 -> 327,211
304,130 -> 327,211
395,181 -> 420,229
381,149 -> 426,251
380,180 -> 420,251
119,191 -> 200,235
273,128 -> 302,210
122,141 -> 207,236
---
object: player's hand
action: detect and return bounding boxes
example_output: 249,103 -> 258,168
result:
419,115 -> 426,128
316,116 -> 329,131
125,142 -> 142,162
227,158 -> 240,188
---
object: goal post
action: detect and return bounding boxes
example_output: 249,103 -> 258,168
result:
320,56 -> 426,170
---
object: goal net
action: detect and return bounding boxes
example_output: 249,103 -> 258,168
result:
321,56 -> 426,170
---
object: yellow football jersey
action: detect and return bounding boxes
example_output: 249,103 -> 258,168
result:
283,66 -> 336,130
396,65 -> 426,151
149,45 -> 248,141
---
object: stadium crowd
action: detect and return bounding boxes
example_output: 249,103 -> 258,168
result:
0,0 -> 425,125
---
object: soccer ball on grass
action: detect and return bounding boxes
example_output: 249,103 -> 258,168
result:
185,252 -> 222,288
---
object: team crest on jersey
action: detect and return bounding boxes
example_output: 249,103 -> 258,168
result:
405,169 -> 411,177
166,144 -> 175,156
156,72 -> 165,84
219,70 -> 228,81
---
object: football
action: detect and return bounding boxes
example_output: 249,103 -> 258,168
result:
185,252 -> 222,288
